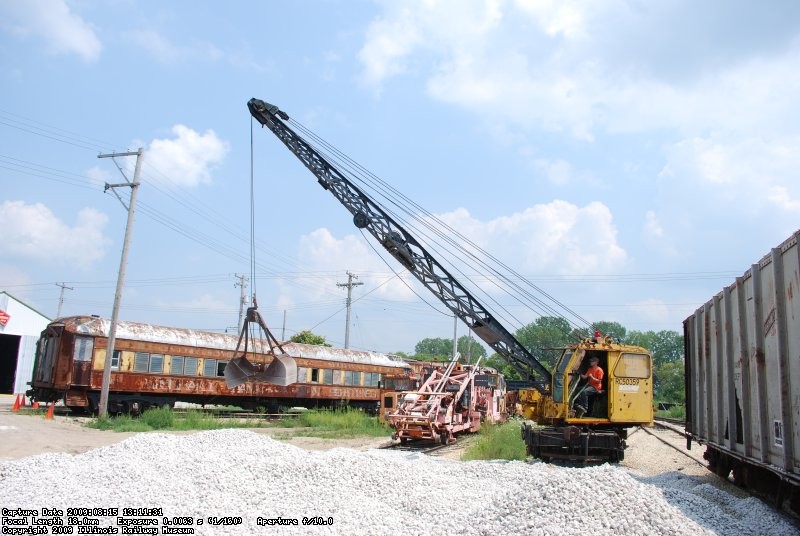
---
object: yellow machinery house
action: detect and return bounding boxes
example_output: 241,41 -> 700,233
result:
519,335 -> 653,463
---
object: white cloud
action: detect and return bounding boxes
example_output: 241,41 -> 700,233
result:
291,201 -> 627,305
1,0 -> 102,62
86,165 -> 111,188
124,29 -> 223,64
643,211 -> 664,239
357,0 -> 503,91
767,186 -> 800,212
514,0 -> 588,39
0,265 -> 31,290
534,158 -> 573,185
0,201 -> 109,269
292,228 -> 417,303
154,294 -> 233,313
358,1 -> 800,139
436,200 -> 627,275
146,125 -> 230,187
662,135 -> 800,206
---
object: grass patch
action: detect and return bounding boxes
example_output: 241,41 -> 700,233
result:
86,406 -> 388,437
461,419 -> 527,462
280,408 -> 391,438
655,405 -> 686,420
86,408 -> 264,432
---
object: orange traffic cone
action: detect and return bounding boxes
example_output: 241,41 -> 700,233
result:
33,401 -> 40,409
45,404 -> 54,420
20,395 -> 26,407
12,394 -> 20,412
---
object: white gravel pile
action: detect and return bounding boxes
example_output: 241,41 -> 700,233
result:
0,429 -> 795,535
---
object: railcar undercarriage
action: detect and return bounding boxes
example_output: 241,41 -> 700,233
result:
521,422 -> 627,464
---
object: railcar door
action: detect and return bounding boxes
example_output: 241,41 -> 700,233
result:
71,336 -> 94,386
33,326 -> 62,385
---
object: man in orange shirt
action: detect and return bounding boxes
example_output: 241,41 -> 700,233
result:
574,356 -> 604,417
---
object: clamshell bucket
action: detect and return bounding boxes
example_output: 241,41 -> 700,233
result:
223,304 -> 297,388
225,353 -> 297,388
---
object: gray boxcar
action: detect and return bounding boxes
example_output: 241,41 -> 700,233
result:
684,229 -> 800,515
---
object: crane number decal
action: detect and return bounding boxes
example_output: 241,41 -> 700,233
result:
615,377 -> 640,392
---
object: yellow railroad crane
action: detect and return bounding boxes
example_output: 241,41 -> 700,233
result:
246,98 -> 653,463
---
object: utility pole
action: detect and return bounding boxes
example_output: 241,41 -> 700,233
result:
281,310 -> 287,341
234,273 -> 249,332
336,271 -> 363,349
452,315 -> 458,359
97,148 -> 143,418
55,282 -> 74,318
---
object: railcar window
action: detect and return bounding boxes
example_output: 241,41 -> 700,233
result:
171,356 -> 184,375
184,357 -> 198,376
614,353 -> 651,379
134,352 -> 149,373
149,354 -> 164,373
334,370 -> 344,385
323,369 -> 333,384
311,368 -> 319,383
297,367 -> 307,383
344,370 -> 353,385
111,350 -> 121,370
365,372 -> 378,387
216,361 -> 226,377
73,337 -> 94,362
202,359 -> 216,377
352,371 -> 362,386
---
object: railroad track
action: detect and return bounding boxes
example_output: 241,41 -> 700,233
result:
378,440 -> 451,456
633,418 -> 706,467
378,435 -> 476,458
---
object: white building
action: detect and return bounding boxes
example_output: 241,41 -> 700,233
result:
0,292 -> 51,395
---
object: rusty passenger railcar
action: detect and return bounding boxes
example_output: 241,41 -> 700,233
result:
27,315 -> 411,414
684,229 -> 800,516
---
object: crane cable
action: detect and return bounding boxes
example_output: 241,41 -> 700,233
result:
288,118 -> 593,336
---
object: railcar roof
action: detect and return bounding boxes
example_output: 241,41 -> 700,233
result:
60,316 -> 409,369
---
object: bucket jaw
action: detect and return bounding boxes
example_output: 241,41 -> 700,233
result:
224,305 -> 297,388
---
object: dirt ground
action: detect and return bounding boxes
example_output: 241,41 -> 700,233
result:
0,393 -> 731,487
0,410 -> 392,461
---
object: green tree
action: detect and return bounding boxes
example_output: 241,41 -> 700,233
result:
414,337 -> 453,358
411,335 -> 487,363
290,330 -> 331,347
592,321 -> 627,342
654,360 -> 685,404
457,335 -> 487,363
514,316 -> 573,370
483,353 -> 523,380
625,330 -> 683,367
624,329 -> 683,400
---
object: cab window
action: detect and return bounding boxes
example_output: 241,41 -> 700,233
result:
613,353 -> 651,379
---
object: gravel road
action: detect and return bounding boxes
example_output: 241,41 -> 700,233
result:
0,409 -> 796,535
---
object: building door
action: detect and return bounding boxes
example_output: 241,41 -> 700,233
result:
0,334 -> 21,394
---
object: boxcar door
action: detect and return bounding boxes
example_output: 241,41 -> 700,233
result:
71,336 -> 94,386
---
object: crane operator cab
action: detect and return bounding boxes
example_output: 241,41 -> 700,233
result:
548,331 -> 652,424
570,352 -> 607,418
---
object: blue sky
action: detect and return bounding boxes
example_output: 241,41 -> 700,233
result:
1,0 -> 799,355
